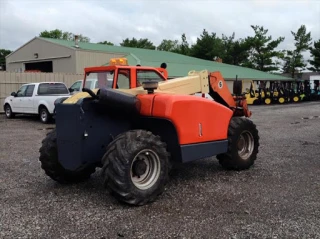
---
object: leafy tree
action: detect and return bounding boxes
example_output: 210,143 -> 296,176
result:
190,29 -> 224,60
39,29 -> 90,42
281,25 -> 312,77
179,33 -> 191,56
0,49 -> 12,69
220,33 -> 251,66
120,37 -> 156,49
308,39 -> 320,72
244,25 -> 285,72
98,41 -> 114,45
157,39 -> 179,52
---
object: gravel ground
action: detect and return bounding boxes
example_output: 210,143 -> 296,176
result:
0,102 -> 320,239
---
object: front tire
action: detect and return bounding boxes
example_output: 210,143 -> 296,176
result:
101,130 -> 170,206
217,117 -> 259,170
39,129 -> 96,184
4,104 -> 15,118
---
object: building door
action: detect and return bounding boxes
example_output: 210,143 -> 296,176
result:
25,61 -> 53,72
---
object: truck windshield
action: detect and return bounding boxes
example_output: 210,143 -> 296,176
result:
85,71 -> 114,89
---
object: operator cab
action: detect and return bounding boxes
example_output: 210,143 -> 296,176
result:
83,58 -> 168,91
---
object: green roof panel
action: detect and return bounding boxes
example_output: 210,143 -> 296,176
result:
39,37 -> 293,81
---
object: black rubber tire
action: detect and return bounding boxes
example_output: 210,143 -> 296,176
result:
101,130 -> 170,206
4,104 -> 15,118
217,117 -> 259,170
39,129 -> 96,184
39,106 -> 51,124
253,99 -> 260,105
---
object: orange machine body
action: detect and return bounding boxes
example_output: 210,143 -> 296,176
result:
137,94 -> 233,145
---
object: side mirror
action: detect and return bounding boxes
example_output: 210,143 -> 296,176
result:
11,92 -> 17,97
68,88 -> 74,93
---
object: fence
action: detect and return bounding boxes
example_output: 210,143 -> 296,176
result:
0,71 -> 84,113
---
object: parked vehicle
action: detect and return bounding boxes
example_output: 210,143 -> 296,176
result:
69,78 -> 113,95
3,82 -> 71,123
39,58 -> 259,206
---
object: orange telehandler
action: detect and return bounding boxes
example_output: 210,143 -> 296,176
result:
39,58 -> 259,206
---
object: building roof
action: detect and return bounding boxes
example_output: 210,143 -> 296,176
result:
281,72 -> 320,81
39,37 -> 293,81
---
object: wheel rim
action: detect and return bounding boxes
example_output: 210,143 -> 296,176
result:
237,131 -> 254,160
130,149 -> 161,190
41,110 -> 47,122
265,98 -> 271,104
293,96 -> 299,102
279,97 -> 285,103
5,106 -> 11,117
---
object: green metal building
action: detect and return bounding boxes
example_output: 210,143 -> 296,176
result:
6,36 -> 292,82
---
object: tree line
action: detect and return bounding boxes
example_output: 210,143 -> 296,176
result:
1,25 -> 319,78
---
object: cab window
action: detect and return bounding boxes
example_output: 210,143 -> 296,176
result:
85,71 -> 114,89
25,85 -> 35,97
136,70 -> 165,86
16,85 -> 28,97
37,83 -> 69,95
70,81 -> 82,91
116,69 -> 130,89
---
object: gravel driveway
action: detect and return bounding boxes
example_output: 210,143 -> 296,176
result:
0,102 -> 319,239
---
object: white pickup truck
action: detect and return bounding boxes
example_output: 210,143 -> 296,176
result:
69,78 -> 113,95
3,82 -> 71,123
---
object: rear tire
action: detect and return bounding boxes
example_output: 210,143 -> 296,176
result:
4,104 -> 15,118
217,117 -> 259,170
39,106 -> 51,124
101,130 -> 170,206
39,129 -> 96,184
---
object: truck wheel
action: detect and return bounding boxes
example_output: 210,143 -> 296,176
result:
217,117 -> 259,170
4,104 -> 15,118
39,129 -> 96,184
39,106 -> 51,124
101,130 -> 170,206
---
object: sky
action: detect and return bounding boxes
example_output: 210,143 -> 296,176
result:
0,0 -> 320,57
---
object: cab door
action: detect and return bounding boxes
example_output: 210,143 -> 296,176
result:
22,84 -> 35,113
10,85 -> 28,113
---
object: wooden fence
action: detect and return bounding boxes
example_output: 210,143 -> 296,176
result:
0,71 -> 249,114
0,71 -> 84,113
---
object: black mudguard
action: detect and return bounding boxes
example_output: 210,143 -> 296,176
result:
54,98 -> 132,171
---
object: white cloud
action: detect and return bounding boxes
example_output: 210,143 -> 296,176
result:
0,0 -> 319,60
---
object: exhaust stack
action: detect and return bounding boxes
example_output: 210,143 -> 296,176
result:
74,35 -> 79,48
